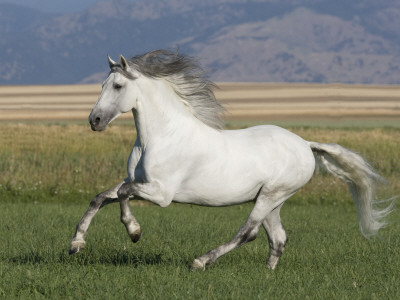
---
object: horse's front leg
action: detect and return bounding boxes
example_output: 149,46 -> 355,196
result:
69,182 -> 124,255
116,180 -> 170,243
120,197 -> 142,243
116,181 -> 171,243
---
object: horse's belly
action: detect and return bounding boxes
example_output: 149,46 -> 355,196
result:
173,156 -> 269,205
173,179 -> 263,206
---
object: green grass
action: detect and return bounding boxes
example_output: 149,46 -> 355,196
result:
0,121 -> 399,299
1,202 -> 400,299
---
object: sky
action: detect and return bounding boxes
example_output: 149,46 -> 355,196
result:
0,0 -> 104,13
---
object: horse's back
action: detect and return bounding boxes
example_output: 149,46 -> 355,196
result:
222,125 -> 315,185
223,125 -> 313,161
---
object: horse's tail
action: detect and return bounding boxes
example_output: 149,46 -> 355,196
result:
308,141 -> 394,238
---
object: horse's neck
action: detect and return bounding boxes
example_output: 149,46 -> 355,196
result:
133,80 -> 207,148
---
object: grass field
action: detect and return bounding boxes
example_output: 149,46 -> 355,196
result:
1,202 -> 400,299
0,121 -> 399,299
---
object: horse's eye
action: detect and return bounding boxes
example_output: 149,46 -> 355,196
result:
114,83 -> 122,90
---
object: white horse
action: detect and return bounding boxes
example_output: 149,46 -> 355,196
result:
70,50 -> 392,270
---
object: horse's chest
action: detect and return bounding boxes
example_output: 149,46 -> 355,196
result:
127,147 -> 170,183
127,146 -> 146,182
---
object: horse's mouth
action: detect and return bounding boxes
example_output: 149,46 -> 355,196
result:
90,121 -> 108,131
88,109 -> 110,131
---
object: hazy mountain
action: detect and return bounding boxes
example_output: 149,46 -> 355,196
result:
193,7 -> 400,83
0,0 -> 399,84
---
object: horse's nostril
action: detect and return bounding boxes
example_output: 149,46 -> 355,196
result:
95,117 -> 101,123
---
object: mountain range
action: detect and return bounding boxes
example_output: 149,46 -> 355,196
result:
0,0 -> 399,84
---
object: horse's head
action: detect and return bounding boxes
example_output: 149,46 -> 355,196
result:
89,55 -> 140,131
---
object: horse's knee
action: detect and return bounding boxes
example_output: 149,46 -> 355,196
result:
117,182 -> 135,199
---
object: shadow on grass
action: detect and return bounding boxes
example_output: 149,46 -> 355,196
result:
7,249 -> 166,268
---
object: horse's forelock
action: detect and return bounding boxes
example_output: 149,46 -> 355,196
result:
109,65 -> 137,80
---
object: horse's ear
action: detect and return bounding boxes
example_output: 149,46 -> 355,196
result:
107,54 -> 116,68
119,55 -> 129,71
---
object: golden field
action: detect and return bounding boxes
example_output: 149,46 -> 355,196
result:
0,83 -> 399,121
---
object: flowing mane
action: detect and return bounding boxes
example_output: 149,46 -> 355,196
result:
117,50 -> 225,129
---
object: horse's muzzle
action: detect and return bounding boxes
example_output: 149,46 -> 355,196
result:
89,112 -> 106,131
90,117 -> 100,131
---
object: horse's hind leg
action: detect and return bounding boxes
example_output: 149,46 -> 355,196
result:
262,204 -> 288,270
190,217 -> 261,271
69,182 -> 124,255
120,198 -> 141,243
190,192 -> 283,270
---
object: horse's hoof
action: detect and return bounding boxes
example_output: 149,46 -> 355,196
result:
69,240 -> 86,255
190,259 -> 206,271
266,256 -> 280,270
129,228 -> 142,243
